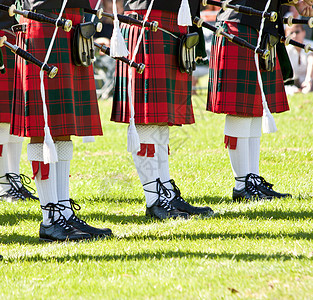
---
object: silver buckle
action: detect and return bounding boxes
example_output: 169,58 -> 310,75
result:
11,23 -> 27,33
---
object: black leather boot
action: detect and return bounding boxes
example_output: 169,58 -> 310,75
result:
40,203 -> 90,242
168,179 -> 214,216
233,174 -> 273,201
249,173 -> 292,198
4,173 -> 39,200
144,178 -> 189,220
146,198 -> 189,220
0,173 -> 25,202
59,199 -> 112,238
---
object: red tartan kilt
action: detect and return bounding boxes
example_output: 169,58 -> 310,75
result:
207,22 -> 289,117
0,31 -> 15,123
111,10 -> 195,125
11,8 -> 102,137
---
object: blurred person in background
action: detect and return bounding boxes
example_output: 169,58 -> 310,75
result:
87,0 -> 124,100
285,24 -> 313,94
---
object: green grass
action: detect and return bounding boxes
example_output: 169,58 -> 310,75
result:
1,89 -> 313,299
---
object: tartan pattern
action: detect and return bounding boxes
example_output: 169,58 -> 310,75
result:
207,22 -> 289,117
111,10 -> 194,125
0,31 -> 15,123
11,8 -> 102,137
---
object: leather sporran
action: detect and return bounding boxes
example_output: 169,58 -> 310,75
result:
259,33 -> 279,72
178,32 -> 199,74
72,22 -> 96,67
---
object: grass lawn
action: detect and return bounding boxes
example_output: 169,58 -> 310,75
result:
0,89 -> 313,299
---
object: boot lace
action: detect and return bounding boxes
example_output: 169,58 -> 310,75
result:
235,174 -> 261,196
41,202 -> 71,230
249,173 -> 274,191
0,173 -> 25,200
58,199 -> 87,225
168,179 -> 188,203
158,197 -> 176,212
2,173 -> 36,199
143,178 -> 175,211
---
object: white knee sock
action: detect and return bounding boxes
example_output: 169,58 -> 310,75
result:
157,144 -> 172,188
55,141 -> 73,220
249,137 -> 260,175
248,118 -> 262,175
0,124 -> 10,195
7,135 -> 24,176
28,143 -> 59,225
225,116 -> 262,190
132,125 -> 165,207
228,138 -> 250,190
35,163 -> 59,225
0,145 -> 10,195
154,126 -> 174,195
132,149 -> 160,207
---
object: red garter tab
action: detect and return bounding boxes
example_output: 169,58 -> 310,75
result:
40,162 -> 50,180
137,143 -> 148,156
146,144 -> 155,157
31,161 -> 40,180
224,135 -> 237,150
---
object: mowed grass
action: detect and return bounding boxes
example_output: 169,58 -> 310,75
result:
1,88 -> 313,299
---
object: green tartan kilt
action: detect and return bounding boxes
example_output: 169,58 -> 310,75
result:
0,31 -> 15,123
11,8 -> 102,137
207,21 -> 289,117
111,9 -> 195,125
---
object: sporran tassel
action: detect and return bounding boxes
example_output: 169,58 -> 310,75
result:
126,0 -> 155,152
43,126 -> 58,164
178,0 -> 192,26
254,0 -> 277,134
110,0 -> 129,57
127,117 -> 141,153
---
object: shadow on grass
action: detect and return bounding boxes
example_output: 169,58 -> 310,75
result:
1,207 -> 312,227
81,196 -> 145,204
4,250 -> 311,263
0,211 -> 42,225
217,209 -> 313,220
80,195 -> 226,205
1,233 -> 41,245
121,231 -> 313,241
0,212 -> 151,226
85,213 -> 152,224
82,207 -> 313,224
185,195 -> 232,205
2,229 -> 313,245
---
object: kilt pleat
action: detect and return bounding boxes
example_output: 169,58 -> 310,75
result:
207,22 -> 289,117
111,10 -> 194,125
0,31 -> 15,123
10,8 -> 102,137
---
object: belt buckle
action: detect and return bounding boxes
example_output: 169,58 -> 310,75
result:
20,24 -> 27,33
130,12 -> 139,20
11,23 -> 27,33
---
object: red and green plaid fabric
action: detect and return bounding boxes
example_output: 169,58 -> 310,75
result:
11,8 -> 102,137
111,9 -> 194,125
207,22 -> 289,117
0,31 -> 15,123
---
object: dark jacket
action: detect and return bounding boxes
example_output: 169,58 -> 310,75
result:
0,0 -> 17,30
124,0 -> 200,17
217,0 -> 290,36
22,0 -> 91,10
